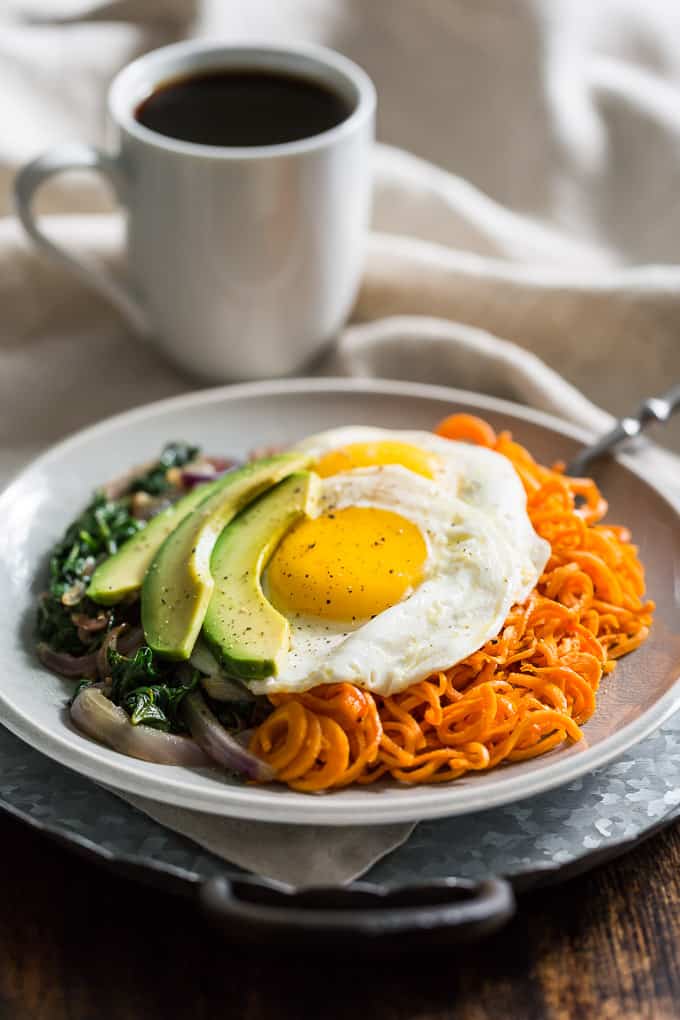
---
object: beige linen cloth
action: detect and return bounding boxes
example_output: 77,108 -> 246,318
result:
1,0 -> 680,885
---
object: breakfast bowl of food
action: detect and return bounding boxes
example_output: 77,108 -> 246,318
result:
0,379 -> 677,824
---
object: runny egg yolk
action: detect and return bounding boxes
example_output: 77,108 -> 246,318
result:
267,506 -> 427,622
314,441 -> 440,480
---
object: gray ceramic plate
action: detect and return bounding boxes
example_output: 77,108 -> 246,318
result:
0,378 -> 678,824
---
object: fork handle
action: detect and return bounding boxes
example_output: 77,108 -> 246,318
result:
566,384 -> 680,476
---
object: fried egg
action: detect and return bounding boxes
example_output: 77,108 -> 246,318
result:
250,427 -> 550,697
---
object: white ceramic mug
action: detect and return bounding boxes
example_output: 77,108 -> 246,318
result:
14,41 -> 376,381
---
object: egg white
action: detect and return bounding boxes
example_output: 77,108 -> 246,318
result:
251,461 -> 549,697
295,426 -> 548,587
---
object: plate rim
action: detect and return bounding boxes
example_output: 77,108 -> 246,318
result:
1,376 -> 678,825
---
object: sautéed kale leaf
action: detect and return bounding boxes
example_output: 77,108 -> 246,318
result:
48,493 -> 143,601
37,441 -> 201,655
109,646 -> 198,733
129,441 -> 200,496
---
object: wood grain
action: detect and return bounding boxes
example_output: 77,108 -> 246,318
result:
0,813 -> 677,1020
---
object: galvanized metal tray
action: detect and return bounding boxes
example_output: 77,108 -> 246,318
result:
0,709 -> 677,949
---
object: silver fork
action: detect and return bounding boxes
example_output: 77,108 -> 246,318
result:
566,384 -> 680,477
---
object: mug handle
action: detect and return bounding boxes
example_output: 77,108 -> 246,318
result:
13,144 -> 149,335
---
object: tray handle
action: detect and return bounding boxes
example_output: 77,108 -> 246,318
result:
200,874 -> 515,948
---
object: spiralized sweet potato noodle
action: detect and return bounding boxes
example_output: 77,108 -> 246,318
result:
249,414 -> 654,791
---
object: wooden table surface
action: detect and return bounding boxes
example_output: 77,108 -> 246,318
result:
0,813 -> 677,1020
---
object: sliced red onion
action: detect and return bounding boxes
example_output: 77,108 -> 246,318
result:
118,626 -> 145,653
189,639 -> 221,675
96,628 -> 119,680
95,620 -> 143,677
38,643 -> 99,679
234,728 -> 254,748
200,674 -> 256,703
71,611 -> 110,633
71,687 -> 210,766
190,641 -> 255,702
39,624 -> 144,681
180,469 -> 219,488
72,610 -> 111,644
182,690 -> 273,781
180,463 -> 240,489
206,456 -> 239,472
90,679 -> 112,696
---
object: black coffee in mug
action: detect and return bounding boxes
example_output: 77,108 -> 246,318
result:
135,68 -> 353,147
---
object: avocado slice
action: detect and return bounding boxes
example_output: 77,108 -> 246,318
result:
141,453 -> 311,660
202,471 -> 320,681
87,475 -> 235,606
